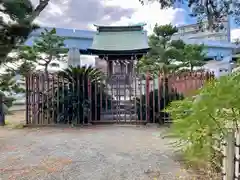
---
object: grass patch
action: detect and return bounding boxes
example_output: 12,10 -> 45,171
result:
174,150 -> 222,180
4,119 -> 25,129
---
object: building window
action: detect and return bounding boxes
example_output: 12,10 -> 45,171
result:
50,63 -> 60,67
219,68 -> 228,72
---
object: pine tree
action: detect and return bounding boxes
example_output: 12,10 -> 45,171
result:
137,24 -> 184,75
0,0 -> 49,113
22,28 -> 67,73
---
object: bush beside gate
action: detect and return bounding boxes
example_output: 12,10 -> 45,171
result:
26,66 -> 112,125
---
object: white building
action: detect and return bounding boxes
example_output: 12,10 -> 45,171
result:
172,18 -> 235,78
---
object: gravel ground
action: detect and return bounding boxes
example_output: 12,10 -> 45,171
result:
0,126 -> 192,180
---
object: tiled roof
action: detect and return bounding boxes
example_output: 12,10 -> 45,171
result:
89,25 -> 149,51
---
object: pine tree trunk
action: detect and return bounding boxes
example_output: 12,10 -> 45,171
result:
26,0 -> 50,22
190,65 -> 193,72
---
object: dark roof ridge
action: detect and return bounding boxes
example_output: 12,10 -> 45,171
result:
93,24 -> 146,28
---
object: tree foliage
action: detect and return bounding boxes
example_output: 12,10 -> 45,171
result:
181,44 -> 206,71
139,0 -> 240,30
0,0 -> 49,111
0,0 -> 50,62
40,66 -> 111,124
137,24 -> 206,75
166,72 -> 240,168
22,28 -> 66,73
137,24 -> 184,75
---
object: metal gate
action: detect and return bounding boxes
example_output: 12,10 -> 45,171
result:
25,67 -> 213,126
102,73 -> 139,123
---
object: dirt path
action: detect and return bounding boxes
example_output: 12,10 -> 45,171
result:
0,126 -> 191,180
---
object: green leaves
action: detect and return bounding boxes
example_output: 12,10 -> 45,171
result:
181,44 -> 206,71
153,24 -> 178,39
166,72 -> 240,166
0,0 -> 49,62
137,24 -> 181,75
139,0 -> 240,30
21,28 -> 66,72
0,0 -> 34,21
60,66 -> 105,83
137,24 -> 206,76
137,23 -> 206,76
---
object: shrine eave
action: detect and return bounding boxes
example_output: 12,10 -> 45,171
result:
87,48 -> 150,56
93,24 -> 146,28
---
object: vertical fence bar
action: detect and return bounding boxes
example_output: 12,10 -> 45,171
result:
134,67 -> 137,124
25,74 -> 29,125
0,94 -> 5,126
146,72 -> 150,123
189,72 -> 193,93
27,73 -> 31,124
117,75 -> 120,123
33,74 -> 37,124
158,73 -> 161,124
36,74 -> 40,125
139,76 -> 143,122
192,72 -> 197,94
106,57 -> 109,116
226,130 -> 235,180
152,77 -> 155,124
201,72 -> 205,89
94,79 -> 97,123
110,76 -> 114,122
45,73 -> 49,124
100,79 -> 103,122
56,74 -> 60,124
61,75 -> 65,124
51,74 -> 55,124
67,75 -> 71,124
235,130 -> 240,180
124,70 -> 127,123
105,76 -> 108,113
30,73 -> 34,124
163,76 -> 168,123
88,79 -> 92,123
222,137 -> 227,180
76,73 -> 80,124
40,73 -> 44,125
29,73 -> 33,125
82,73 -> 84,124
71,74 -> 75,125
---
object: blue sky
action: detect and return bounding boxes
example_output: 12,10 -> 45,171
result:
31,0 -> 240,41
175,1 -> 239,29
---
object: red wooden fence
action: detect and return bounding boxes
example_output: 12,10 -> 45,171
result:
25,71 -> 214,125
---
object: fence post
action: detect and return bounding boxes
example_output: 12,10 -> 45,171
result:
0,94 -> 5,126
146,72 -> 150,123
226,130 -> 235,180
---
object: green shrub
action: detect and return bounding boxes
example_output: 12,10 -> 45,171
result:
136,79 -> 184,123
41,66 -> 112,124
165,72 -> 240,169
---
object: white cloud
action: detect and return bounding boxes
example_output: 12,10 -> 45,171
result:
231,28 -> 240,42
47,2 -> 63,16
104,0 -> 187,33
30,0 -> 188,33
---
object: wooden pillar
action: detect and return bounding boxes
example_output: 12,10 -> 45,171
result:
108,60 -> 112,76
225,130 -> 235,180
0,94 -> 5,126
